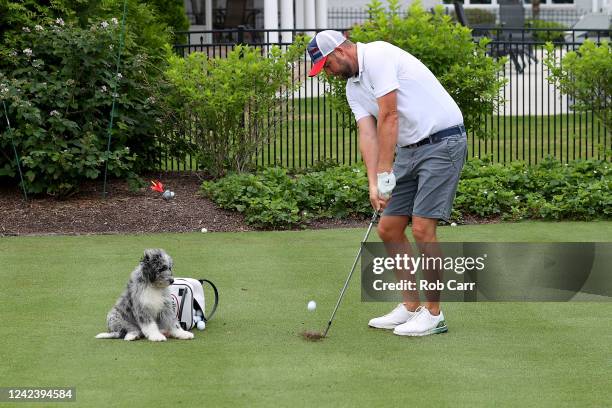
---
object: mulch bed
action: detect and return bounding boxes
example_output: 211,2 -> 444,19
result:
1,173 -> 370,236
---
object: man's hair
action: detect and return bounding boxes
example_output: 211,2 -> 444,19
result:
338,39 -> 354,48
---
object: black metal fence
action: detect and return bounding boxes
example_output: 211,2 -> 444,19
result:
328,6 -> 591,29
165,27 -> 610,171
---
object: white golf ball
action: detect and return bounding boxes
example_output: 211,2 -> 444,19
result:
307,300 -> 316,311
196,320 -> 206,330
201,227 -> 208,233
451,222 -> 457,227
194,315 -> 202,322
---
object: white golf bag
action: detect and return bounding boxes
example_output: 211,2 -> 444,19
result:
169,278 -> 218,330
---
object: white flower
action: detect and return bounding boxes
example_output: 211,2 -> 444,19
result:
483,190 -> 488,195
22,27 -> 31,33
116,73 -> 123,80
111,17 -> 119,25
515,195 -> 520,200
145,96 -> 156,104
101,85 -> 107,92
111,92 -> 118,98
32,59 -> 43,68
55,18 -> 65,26
352,168 -> 360,173
109,44 -> 114,50
0,86 -> 9,94
101,21 -> 109,28
34,25 -> 44,31
66,79 -> 75,86
23,48 -> 33,57
343,185 -> 350,189
124,146 -> 130,152
50,110 -> 60,117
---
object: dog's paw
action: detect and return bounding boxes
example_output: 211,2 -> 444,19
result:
147,333 -> 167,342
124,332 -> 139,341
174,330 -> 194,340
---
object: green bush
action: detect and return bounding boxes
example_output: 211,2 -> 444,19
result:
326,0 -> 506,138
449,8 -> 496,26
200,165 -> 370,228
465,8 -> 496,25
544,40 -> 611,132
454,157 -> 611,221
0,20 -> 170,196
163,38 -> 308,178
526,19 -> 567,43
202,158 -> 611,228
138,0 -> 189,41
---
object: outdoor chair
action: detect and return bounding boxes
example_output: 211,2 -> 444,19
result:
453,1 -> 491,39
496,1 -> 538,73
564,13 -> 611,45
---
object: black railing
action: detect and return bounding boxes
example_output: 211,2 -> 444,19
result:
328,6 -> 591,28
164,27 -> 610,172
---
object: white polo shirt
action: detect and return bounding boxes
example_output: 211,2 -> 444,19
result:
346,41 -> 463,146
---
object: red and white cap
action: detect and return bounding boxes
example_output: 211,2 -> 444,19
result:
307,30 -> 346,77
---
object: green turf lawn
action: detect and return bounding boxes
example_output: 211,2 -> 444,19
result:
1,222 -> 611,407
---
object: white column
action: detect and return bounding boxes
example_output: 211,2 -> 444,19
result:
204,0 -> 212,43
315,0 -> 328,29
304,0 -> 316,35
592,0 -> 599,12
265,0 -> 279,44
280,0 -> 294,44
295,0 -> 305,29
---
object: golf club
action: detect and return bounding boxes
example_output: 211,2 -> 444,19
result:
314,210 -> 380,339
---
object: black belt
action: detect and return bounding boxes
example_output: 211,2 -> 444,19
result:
401,125 -> 465,149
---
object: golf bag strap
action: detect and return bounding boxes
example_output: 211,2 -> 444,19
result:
177,288 -> 188,330
199,279 -> 219,321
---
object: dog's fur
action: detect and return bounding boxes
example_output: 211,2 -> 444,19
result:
95,249 -> 194,342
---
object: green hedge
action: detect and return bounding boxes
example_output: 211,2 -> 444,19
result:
201,158 -> 611,228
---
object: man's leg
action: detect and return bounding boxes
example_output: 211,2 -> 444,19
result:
368,215 -> 421,329
411,216 -> 443,316
392,216 -> 448,336
377,215 -> 420,310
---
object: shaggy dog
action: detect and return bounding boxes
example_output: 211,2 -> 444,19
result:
96,249 -> 194,342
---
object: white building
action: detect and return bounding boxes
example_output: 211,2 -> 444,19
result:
184,0 -> 611,33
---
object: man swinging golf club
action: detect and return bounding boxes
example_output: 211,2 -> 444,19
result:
308,30 -> 467,336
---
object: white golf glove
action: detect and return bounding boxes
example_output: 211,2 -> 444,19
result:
377,171 -> 396,199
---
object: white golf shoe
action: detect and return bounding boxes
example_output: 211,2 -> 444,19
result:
368,303 -> 416,329
393,306 -> 448,336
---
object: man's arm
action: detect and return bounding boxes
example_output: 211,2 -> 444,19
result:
358,116 -> 386,211
376,90 -> 399,173
358,115 -> 378,188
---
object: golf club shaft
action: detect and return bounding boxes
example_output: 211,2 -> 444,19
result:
323,211 -> 379,337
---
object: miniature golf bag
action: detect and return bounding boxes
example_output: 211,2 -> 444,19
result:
169,278 -> 219,330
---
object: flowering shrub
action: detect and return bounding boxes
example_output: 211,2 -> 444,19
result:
0,19 -> 170,196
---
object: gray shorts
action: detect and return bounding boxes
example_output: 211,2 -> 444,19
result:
383,131 -> 467,222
